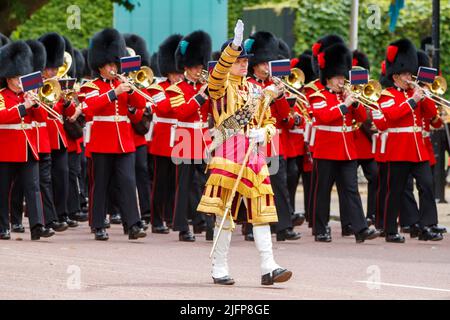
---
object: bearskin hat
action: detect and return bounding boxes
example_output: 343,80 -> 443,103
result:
278,38 -> 291,60
352,50 -> 370,71
73,49 -> 85,80
417,49 -> 431,68
318,43 -> 352,85
385,38 -> 418,80
150,52 -> 161,77
0,32 -> 10,48
246,31 -> 279,71
0,41 -> 33,78
157,34 -> 183,77
291,51 -> 316,84
175,30 -> 212,70
38,32 -> 65,69
311,34 -> 345,76
81,48 -> 92,79
124,33 -> 150,67
88,28 -> 128,76
25,39 -> 47,72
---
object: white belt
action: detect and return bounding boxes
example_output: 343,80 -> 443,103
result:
93,115 -> 130,123
289,129 -> 304,135
0,123 -> 33,130
387,126 -> 421,133
153,115 -> 178,125
32,122 -> 47,128
177,121 -> 208,129
423,130 -> 430,138
315,125 -> 355,133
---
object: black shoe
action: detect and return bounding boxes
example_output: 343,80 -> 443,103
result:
0,229 -> 11,240
418,227 -> 444,241
276,229 -> 301,241
179,231 -> 195,242
129,225 -> 147,240
138,220 -> 149,231
104,218 -> 110,229
31,226 -> 55,240
206,227 -> 214,241
213,276 -> 235,285
430,224 -> 447,234
94,228 -> 109,241
366,216 -> 375,227
11,223 -> 25,233
326,225 -> 331,234
152,225 -> 170,234
193,222 -> 206,234
69,212 -> 88,222
385,233 -> 405,243
409,224 -> 420,238
60,216 -> 78,228
244,232 -> 254,242
261,268 -> 292,286
341,224 -> 354,236
110,214 -> 122,225
355,228 -> 380,243
47,221 -> 68,232
81,205 -> 88,214
292,212 -> 305,227
315,233 -> 332,242
377,229 -> 386,237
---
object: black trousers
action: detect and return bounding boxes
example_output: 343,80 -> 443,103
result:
431,128 -> 449,202
399,175 -> 420,227
311,159 -> 367,235
135,145 -> 151,221
172,161 -> 206,232
51,147 -> 69,219
358,159 -> 378,219
286,156 -> 303,213
0,156 -> 44,231
90,152 -> 140,229
151,155 -> 176,227
268,156 -> 293,232
384,161 -> 438,234
79,144 -> 88,209
67,152 -> 81,215
10,153 -> 58,226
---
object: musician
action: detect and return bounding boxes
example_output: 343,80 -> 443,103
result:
124,33 -> 153,229
197,20 -> 292,286
80,28 -> 147,241
168,30 -> 212,242
309,42 -> 379,243
378,38 -> 443,242
351,50 -> 378,227
147,34 -> 184,234
246,31 -> 301,242
0,41 -> 55,240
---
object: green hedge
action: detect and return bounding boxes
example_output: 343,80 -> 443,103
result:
11,0 -> 113,49
230,0 -> 450,97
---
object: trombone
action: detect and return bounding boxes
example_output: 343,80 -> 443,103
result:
341,79 -> 382,112
408,75 -> 450,109
110,67 -> 156,105
27,78 -> 64,123
272,68 -> 310,106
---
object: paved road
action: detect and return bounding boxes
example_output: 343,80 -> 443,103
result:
1,186 -> 449,300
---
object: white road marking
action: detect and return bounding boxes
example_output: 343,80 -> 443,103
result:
356,281 -> 450,293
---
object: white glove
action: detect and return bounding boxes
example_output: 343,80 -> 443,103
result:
232,19 -> 244,48
248,128 -> 266,144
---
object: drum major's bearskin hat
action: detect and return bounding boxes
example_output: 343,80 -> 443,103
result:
318,43 -> 352,85
73,49 -> 85,80
25,39 -> 47,72
38,32 -> 65,69
246,31 -> 279,71
311,34 -> 345,76
0,41 -> 33,78
385,38 -> 418,80
352,50 -> 370,71
175,30 -> 212,70
88,28 -> 128,76
157,34 -> 183,77
124,33 -> 150,67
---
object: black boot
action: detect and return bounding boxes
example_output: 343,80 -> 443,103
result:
31,225 -> 55,241
179,230 -> 195,242
0,229 -> 11,240
355,228 -> 380,243
276,228 -> 301,241
385,233 -> 405,243
11,224 -> 25,233
418,227 -> 444,241
129,224 -> 147,240
94,228 -> 109,241
47,221 -> 68,232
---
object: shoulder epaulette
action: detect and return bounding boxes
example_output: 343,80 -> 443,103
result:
309,90 -> 325,99
148,83 -> 164,92
381,89 -> 395,98
304,81 -> 319,91
166,84 -> 184,96
81,79 -> 100,91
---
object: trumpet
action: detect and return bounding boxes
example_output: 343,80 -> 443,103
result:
27,78 -> 64,123
341,79 -> 382,111
408,75 -> 450,109
110,67 -> 155,105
